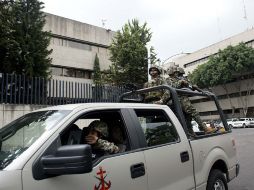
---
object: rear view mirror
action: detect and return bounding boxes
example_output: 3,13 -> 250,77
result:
33,144 -> 92,180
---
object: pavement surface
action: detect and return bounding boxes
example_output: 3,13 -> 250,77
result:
228,128 -> 254,190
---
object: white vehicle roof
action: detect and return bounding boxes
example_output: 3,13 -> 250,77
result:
35,103 -> 170,112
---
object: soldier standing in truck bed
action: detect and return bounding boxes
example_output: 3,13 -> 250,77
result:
143,66 -> 169,104
166,66 -> 216,135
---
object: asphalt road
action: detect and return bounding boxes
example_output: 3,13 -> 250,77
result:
228,128 -> 254,190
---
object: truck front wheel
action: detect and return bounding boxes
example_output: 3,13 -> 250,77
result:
207,169 -> 228,190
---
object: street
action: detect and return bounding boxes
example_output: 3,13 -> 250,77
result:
228,128 -> 254,190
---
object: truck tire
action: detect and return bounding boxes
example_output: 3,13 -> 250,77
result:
207,169 -> 228,190
228,124 -> 233,129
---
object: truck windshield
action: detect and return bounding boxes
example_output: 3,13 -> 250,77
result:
0,110 -> 70,170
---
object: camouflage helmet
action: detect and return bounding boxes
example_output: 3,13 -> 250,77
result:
177,67 -> 185,74
89,120 -> 108,137
167,66 -> 178,75
149,66 -> 161,75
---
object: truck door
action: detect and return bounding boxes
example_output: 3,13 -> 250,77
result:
22,109 -> 148,190
132,108 -> 195,190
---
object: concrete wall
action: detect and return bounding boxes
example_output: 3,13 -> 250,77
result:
48,42 -> 111,71
44,13 -> 114,46
0,104 -> 47,129
44,13 -> 114,75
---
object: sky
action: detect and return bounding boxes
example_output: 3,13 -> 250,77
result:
41,0 -> 254,62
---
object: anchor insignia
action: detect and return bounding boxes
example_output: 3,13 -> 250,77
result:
94,167 -> 111,190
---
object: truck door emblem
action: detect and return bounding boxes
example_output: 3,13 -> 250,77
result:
94,166 -> 111,190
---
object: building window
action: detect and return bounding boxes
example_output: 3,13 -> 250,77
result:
50,67 -> 63,76
51,37 -> 91,51
184,56 -> 209,68
68,40 -> 91,51
76,70 -> 85,78
63,68 -> 76,77
50,66 -> 92,79
84,71 -> 91,79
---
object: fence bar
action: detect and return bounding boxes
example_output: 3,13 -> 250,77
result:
52,79 -> 55,105
42,78 -> 44,105
59,80 -> 62,105
65,81 -> 67,104
38,77 -> 41,105
78,82 -> 80,103
34,77 -> 37,104
62,81 -> 64,105
80,83 -> 83,103
14,75 -> 17,104
46,80 -> 52,105
22,75 -> 24,104
62,80 -> 65,105
55,80 -> 59,105
10,74 -> 13,104
1,73 -> 4,103
18,75 -> 21,104
83,83 -> 85,103
74,82 -> 77,103
68,82 -> 71,104
5,74 -> 8,104
26,77 -> 28,104
30,77 -> 33,104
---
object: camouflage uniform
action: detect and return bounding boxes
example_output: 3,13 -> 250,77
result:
143,76 -> 167,103
166,67 -> 207,133
89,120 -> 119,154
94,139 -> 119,154
143,66 -> 169,104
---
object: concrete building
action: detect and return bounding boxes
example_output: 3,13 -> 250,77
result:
44,13 -> 115,83
0,13 -> 116,127
171,28 -> 254,120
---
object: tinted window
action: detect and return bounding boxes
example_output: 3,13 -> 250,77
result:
134,109 -> 179,147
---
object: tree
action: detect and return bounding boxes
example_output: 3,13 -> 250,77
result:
189,43 -> 254,117
107,19 -> 152,86
149,46 -> 160,65
0,0 -> 15,72
93,53 -> 102,84
0,0 -> 52,78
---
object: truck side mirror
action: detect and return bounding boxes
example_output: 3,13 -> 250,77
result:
33,144 -> 92,180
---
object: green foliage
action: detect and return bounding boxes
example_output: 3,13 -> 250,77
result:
189,43 -> 254,88
0,0 -> 14,72
107,19 -> 152,85
0,0 -> 52,78
149,46 -> 160,65
93,53 -> 102,84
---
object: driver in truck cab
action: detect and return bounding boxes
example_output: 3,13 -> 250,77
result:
85,120 -> 120,156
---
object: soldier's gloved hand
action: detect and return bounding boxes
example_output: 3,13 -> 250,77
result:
192,85 -> 198,90
85,134 -> 98,145
154,100 -> 163,105
202,91 -> 211,97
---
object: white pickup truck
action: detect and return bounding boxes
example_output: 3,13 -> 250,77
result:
0,86 -> 239,190
228,118 -> 254,128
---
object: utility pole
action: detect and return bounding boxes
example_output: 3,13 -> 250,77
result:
242,0 -> 249,29
147,46 -> 151,80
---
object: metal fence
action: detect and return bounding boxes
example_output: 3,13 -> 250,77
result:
0,73 -> 128,105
